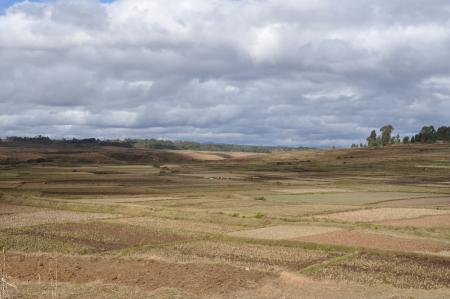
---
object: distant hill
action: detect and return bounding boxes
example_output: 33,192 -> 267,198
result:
1,136 -> 310,153
133,139 -> 310,153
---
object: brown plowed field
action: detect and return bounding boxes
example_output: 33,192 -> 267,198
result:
16,222 -> 189,252
4,254 -> 273,296
298,230 -> 450,253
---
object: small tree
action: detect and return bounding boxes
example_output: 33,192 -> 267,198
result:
402,136 -> 410,144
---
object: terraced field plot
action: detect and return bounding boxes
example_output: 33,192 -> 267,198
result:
264,192 -> 436,205
319,207 -> 450,223
7,222 -> 191,252
379,214 -> 450,228
228,225 -> 342,240
104,216 -> 248,234
271,188 -> 351,194
310,252 -> 450,289
4,253 -> 271,296
298,230 -> 450,253
135,240 -> 342,271
0,209 -> 117,229
194,202 -> 358,218
374,196 -> 450,207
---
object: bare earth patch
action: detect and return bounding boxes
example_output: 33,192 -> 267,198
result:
379,214 -> 450,228
228,225 -> 341,240
272,188 -> 351,194
10,281 -> 193,299
0,210 -> 117,229
3,253 -> 273,296
297,230 -> 450,253
227,272 -> 450,299
174,150 -> 261,161
319,208 -> 450,223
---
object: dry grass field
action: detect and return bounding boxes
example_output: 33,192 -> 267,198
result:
1,143 -> 450,298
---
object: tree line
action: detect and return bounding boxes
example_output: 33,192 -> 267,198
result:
0,136 -> 308,153
358,125 -> 450,148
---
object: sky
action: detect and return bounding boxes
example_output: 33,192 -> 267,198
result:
0,0 -> 449,147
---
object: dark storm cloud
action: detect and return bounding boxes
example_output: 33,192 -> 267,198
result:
1,0 -> 449,146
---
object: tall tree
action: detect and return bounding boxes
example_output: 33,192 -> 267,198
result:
418,126 -> 437,143
436,126 -> 450,141
380,125 -> 394,146
367,130 -> 377,147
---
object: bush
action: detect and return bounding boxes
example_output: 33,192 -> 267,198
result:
255,212 -> 266,219
254,196 -> 266,201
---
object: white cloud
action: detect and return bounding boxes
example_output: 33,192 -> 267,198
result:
0,0 -> 449,146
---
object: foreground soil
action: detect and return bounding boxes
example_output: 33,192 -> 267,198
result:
4,253 -> 273,296
223,272 -> 450,299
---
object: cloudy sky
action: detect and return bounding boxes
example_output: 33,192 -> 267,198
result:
1,0 -> 449,147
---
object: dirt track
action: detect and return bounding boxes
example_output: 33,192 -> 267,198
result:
4,254 -> 273,296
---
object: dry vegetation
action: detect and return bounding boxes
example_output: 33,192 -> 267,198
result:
0,210 -> 117,229
379,214 -> 450,227
0,143 -> 450,298
318,207 -> 450,223
309,252 -> 450,289
228,225 -> 342,240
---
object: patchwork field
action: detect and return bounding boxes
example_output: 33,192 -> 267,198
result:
0,143 -> 450,298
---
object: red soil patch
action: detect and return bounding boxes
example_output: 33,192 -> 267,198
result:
297,230 -> 450,253
4,254 -> 272,296
379,214 -> 450,228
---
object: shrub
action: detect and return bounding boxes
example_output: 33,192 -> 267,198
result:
255,212 -> 266,219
